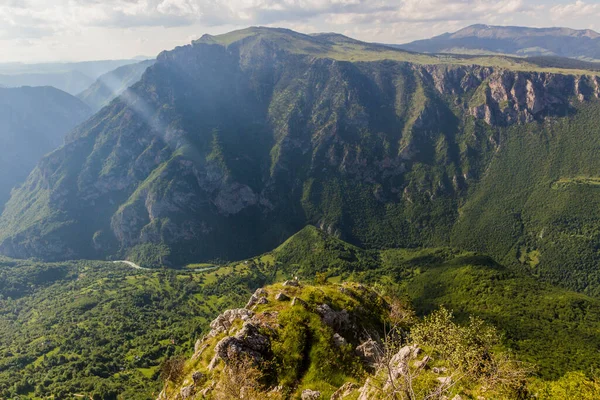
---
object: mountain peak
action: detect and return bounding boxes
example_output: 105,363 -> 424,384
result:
399,24 -> 600,58
450,24 -> 600,40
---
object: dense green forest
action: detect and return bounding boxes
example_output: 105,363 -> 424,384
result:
3,226 -> 600,399
0,258 -> 265,399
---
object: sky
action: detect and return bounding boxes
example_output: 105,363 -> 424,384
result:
2,0 -> 600,63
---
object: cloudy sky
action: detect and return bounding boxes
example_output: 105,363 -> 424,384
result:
2,0 -> 600,63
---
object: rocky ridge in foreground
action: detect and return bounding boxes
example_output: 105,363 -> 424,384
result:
158,281 -> 530,400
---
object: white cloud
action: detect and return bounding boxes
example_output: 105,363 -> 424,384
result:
0,0 -> 529,36
1,0 -> 599,62
550,0 -> 600,19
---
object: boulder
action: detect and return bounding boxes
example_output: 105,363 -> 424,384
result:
192,371 -> 204,385
283,279 -> 300,287
333,333 -> 347,347
275,292 -> 290,301
301,389 -> 321,399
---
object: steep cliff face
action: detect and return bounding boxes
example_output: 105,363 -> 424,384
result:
469,71 -> 600,125
0,28 -> 598,268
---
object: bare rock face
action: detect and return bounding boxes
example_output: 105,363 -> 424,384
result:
419,64 -> 600,127
468,71 -> 598,126
213,182 -> 258,215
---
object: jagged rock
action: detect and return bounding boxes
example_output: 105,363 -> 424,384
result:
257,297 -> 269,305
316,303 -> 350,331
414,355 -> 430,369
209,322 -> 271,370
275,292 -> 290,301
301,389 -> 321,399
192,371 -> 204,385
291,297 -> 307,307
180,385 -> 194,399
283,279 -> 300,287
355,339 -> 382,366
330,382 -> 358,399
433,366 -> 448,374
466,70 -> 593,126
208,308 -> 253,337
390,345 -> 421,366
381,345 -> 422,391
333,333 -> 347,347
246,288 -> 268,309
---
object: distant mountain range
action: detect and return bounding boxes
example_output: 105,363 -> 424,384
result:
395,24 -> 600,60
0,59 -> 151,95
0,86 -> 91,208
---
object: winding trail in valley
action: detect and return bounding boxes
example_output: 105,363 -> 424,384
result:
112,260 -> 150,271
